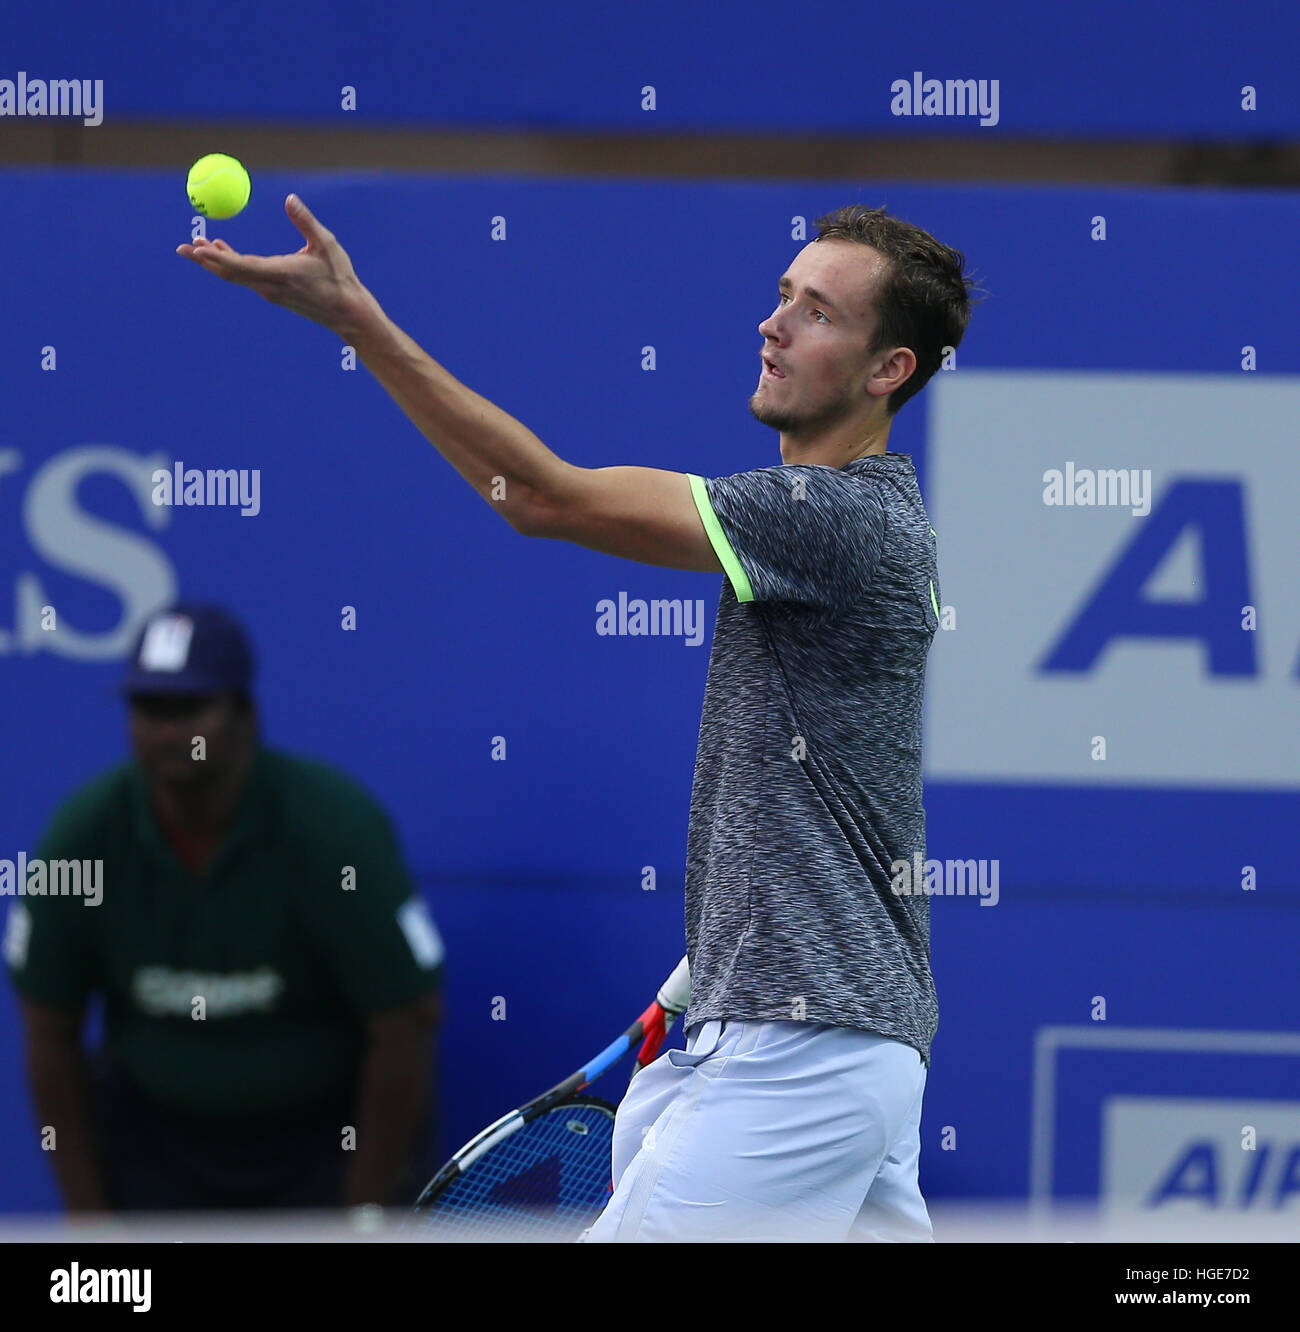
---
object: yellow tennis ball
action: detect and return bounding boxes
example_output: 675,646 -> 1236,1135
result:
186,153 -> 250,220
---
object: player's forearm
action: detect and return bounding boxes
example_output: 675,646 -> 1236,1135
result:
26,1044 -> 109,1212
343,1039 -> 432,1207
342,299 -> 574,531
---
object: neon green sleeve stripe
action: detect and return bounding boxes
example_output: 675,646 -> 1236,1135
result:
929,529 -> 939,616
687,473 -> 754,603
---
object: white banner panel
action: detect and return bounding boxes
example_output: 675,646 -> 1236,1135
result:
1102,1095 -> 1300,1214
925,371 -> 1300,788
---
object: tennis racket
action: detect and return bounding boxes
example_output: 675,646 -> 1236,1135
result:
411,955 -> 691,1241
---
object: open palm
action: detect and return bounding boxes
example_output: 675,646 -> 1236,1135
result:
177,193 -> 376,335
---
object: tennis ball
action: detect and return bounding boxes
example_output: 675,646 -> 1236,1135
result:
186,153 -> 250,220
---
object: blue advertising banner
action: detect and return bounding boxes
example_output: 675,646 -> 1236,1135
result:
3,1 -> 1298,138
0,167 -> 1296,1213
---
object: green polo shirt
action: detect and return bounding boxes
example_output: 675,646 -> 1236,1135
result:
3,746 -> 443,1119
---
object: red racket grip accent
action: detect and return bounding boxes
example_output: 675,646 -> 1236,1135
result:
634,1004 -> 668,1068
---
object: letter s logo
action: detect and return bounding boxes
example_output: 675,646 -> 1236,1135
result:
17,446 -> 177,659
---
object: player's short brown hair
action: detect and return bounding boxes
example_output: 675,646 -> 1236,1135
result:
814,205 -> 983,417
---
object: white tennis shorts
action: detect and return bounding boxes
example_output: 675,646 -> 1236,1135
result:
581,1017 -> 932,1243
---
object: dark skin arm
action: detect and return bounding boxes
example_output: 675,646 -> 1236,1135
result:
342,991 -> 441,1207
22,986 -> 440,1210
18,996 -> 108,1212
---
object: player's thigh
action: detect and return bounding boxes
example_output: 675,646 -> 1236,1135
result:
686,1022 -> 923,1199
613,1021 -> 923,1240
852,1065 -> 932,1242
608,1019 -> 723,1187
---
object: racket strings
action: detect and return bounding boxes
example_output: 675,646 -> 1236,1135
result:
415,1100 -> 615,1241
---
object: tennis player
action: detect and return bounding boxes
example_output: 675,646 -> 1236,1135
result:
178,197 -> 976,1242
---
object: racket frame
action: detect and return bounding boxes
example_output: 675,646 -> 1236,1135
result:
414,991 -> 681,1212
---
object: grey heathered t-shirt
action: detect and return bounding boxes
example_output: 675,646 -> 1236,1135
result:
683,452 -> 940,1066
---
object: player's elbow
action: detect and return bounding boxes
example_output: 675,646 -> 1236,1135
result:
511,464 -> 593,541
510,491 -> 573,541
510,501 -> 550,539
501,481 -> 563,539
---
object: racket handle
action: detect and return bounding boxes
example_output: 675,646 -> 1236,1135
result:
632,1011 -> 668,1073
656,954 -> 691,1020
629,955 -> 691,1079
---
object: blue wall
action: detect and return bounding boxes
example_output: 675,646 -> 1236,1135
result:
5,1 -> 1298,137
1,168 -> 1297,1212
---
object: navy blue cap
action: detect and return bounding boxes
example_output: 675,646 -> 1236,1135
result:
121,602 -> 255,696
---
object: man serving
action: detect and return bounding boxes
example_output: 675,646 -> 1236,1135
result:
177,195 -> 975,1241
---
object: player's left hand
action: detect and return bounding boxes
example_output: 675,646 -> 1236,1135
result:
176,194 -> 380,337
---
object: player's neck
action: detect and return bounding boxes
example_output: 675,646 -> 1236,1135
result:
782,436 -> 890,467
781,412 -> 891,467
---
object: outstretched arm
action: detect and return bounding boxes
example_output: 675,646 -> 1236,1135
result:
177,196 -> 721,573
